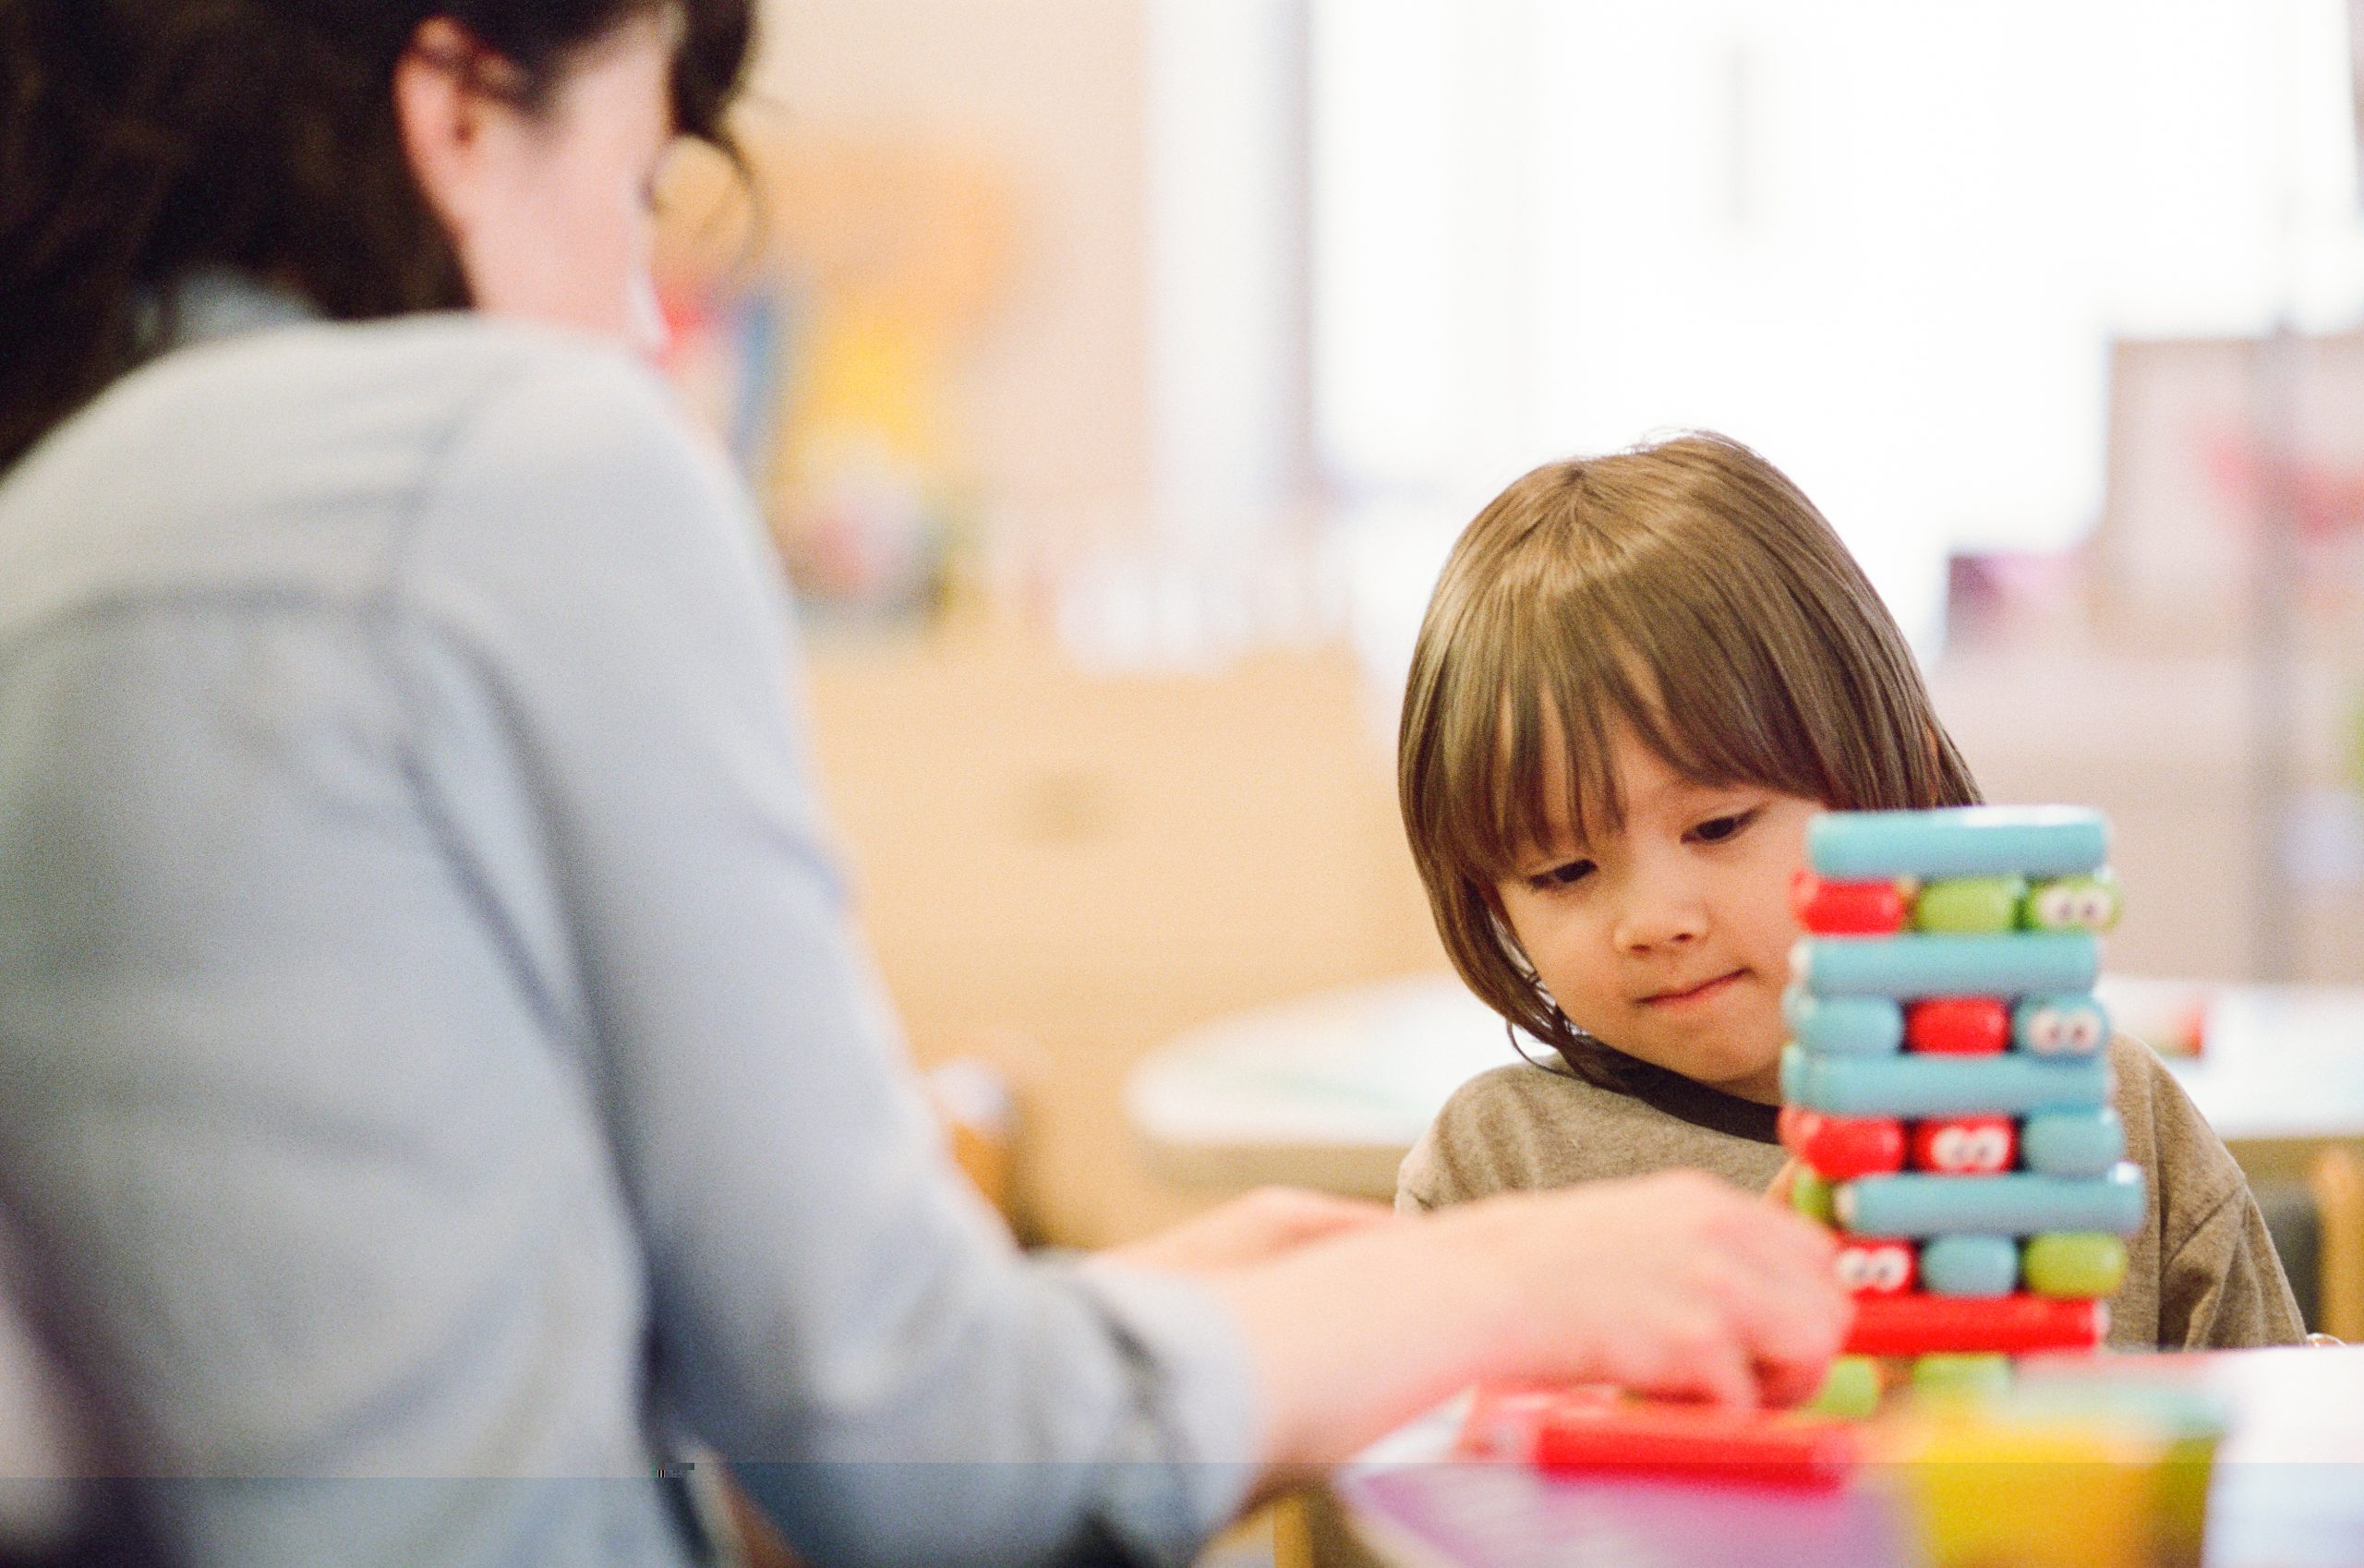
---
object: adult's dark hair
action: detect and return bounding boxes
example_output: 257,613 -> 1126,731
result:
0,0 -> 755,471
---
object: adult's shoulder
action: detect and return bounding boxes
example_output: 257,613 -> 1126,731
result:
128,308 -> 718,518
46,308 -> 665,463
0,311 -> 735,626
383,317 -> 779,638
358,314 -> 730,522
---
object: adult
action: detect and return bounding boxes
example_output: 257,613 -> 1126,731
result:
0,5 -> 1848,1564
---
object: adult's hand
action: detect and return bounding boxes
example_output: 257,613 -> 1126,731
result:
1103,1187 -> 1397,1274
1187,1170 -> 1850,1480
1454,1171 -> 1845,1410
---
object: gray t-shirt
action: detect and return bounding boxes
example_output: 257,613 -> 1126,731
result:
1399,1034 -> 2304,1352
0,283 -> 1255,1568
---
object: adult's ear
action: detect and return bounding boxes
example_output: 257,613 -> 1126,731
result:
390,18 -> 516,271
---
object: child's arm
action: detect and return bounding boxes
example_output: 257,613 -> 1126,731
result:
2160,1182 -> 2309,1347
2114,1039 -> 2308,1347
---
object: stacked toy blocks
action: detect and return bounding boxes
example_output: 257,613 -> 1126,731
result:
1781,806 -> 2141,1376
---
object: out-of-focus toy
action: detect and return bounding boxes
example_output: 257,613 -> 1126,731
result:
652,128 -> 1015,625
1454,1383 -> 1863,1490
1455,1364 -> 2228,1568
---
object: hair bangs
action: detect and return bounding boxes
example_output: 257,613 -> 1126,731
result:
1591,569 -> 1839,811
1417,582 -> 1660,888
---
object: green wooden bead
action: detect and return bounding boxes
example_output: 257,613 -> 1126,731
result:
1804,1355 -> 1884,1419
2021,1232 -> 2128,1298
1912,1353 -> 2012,1406
1791,1168 -> 1835,1225
1911,875 -> 2030,934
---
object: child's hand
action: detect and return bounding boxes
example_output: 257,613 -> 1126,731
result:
1104,1187 -> 1397,1274
1764,1158 -> 1803,1210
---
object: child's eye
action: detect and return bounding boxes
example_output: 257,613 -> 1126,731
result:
1528,859 -> 1596,891
1690,809 -> 1760,845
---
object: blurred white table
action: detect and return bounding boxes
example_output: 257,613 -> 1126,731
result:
1125,972 -> 2364,1199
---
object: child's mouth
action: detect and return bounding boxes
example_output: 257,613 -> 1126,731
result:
1641,970 -> 1746,1008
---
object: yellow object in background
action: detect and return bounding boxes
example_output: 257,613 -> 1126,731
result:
1884,1417 -> 2174,1568
653,126 -> 1017,622
1878,1377 -> 2226,1568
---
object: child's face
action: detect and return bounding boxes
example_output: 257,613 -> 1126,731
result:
1493,726 -> 1818,1103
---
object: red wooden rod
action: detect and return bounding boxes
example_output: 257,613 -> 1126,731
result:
1904,996 -> 2010,1055
1843,1292 -> 2106,1356
1532,1403 -> 1862,1490
1779,1104 -> 1906,1180
1792,871 -> 1907,935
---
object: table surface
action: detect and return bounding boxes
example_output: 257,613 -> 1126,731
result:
1127,973 -> 2364,1196
1335,1346 -> 2364,1568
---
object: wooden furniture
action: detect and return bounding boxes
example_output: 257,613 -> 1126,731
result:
803,632 -> 1442,1247
2315,1147 -> 2364,1342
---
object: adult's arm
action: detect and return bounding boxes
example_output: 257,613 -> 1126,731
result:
1133,1171 -> 1846,1489
401,346 -> 1257,1568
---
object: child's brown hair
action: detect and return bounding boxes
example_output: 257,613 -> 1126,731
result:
1398,432 -> 1980,1086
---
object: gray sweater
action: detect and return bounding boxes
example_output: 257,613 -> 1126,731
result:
0,282 -> 1254,1568
1399,1034 -> 2304,1352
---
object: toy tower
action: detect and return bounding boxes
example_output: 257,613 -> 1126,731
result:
1782,807 -> 2141,1394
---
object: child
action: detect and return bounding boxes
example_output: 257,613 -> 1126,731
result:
1394,432 -> 2304,1351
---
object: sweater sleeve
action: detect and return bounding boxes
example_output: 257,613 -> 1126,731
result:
398,350 -> 1259,1567
2159,1183 -> 2310,1349
2121,1046 -> 2306,1350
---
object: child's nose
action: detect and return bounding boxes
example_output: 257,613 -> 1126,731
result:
1613,889 -> 1709,953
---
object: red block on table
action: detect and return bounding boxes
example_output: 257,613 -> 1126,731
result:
1912,1115 -> 2018,1174
1455,1382 -> 1617,1459
1530,1400 -> 1862,1490
1843,1293 -> 2106,1356
1791,871 -> 1906,935
1779,1104 -> 1905,1180
1903,996 -> 2009,1055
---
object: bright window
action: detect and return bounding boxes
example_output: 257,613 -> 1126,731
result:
1310,0 -> 2364,655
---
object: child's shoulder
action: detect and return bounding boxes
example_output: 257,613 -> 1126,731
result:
2104,1032 -> 2257,1236
2101,1031 -> 2308,1347
1395,1061 -> 1785,1212
2105,1034 -> 2240,1197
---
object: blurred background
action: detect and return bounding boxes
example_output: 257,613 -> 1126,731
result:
649,0 -> 2364,1277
